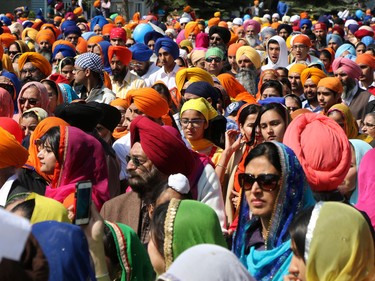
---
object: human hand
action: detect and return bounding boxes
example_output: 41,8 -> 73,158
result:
225,129 -> 241,153
231,190 -> 240,209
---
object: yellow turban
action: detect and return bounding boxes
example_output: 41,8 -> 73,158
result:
126,88 -> 169,119
18,52 -> 52,77
236,46 -> 261,69
300,67 -> 327,86
22,27 -> 38,42
176,67 -> 214,92
180,97 -> 218,122
289,63 -> 307,74
0,126 -> 28,169
35,29 -> 56,46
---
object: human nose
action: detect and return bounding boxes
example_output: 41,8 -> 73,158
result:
37,149 -> 44,159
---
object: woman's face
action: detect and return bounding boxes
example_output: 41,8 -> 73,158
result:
244,155 -> 280,220
362,114 -> 375,139
260,109 -> 286,142
319,53 -> 330,71
327,40 -> 339,51
240,113 -> 258,141
92,45 -> 102,57
20,86 -> 42,112
8,43 -> 20,60
338,145 -> 357,198
61,64 -> 75,82
356,44 -> 366,56
43,82 -> 58,113
53,52 -> 64,68
37,140 -> 57,174
20,116 -> 38,136
261,87 -> 281,99
147,236 -> 166,275
181,109 -> 207,141
287,240 -> 307,281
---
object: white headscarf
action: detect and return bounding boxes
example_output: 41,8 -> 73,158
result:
261,35 -> 289,71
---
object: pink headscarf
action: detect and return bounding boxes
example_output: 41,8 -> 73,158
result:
17,81 -> 50,115
283,113 -> 351,192
332,57 -> 362,79
356,148 -> 375,228
0,88 -> 14,118
195,32 -> 209,48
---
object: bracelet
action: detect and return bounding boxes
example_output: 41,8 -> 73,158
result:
216,163 -> 227,169
96,273 -> 109,279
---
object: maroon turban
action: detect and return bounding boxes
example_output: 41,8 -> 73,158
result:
332,57 -> 362,80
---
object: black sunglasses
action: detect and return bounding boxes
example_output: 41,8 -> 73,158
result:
19,98 -> 39,105
126,155 -> 145,167
206,57 -> 222,63
238,173 -> 280,191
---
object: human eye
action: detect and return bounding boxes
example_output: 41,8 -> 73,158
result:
260,123 -> 267,129
270,120 -> 281,126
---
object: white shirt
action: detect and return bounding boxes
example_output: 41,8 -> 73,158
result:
112,133 -> 131,181
146,63 -> 180,90
0,174 -> 17,207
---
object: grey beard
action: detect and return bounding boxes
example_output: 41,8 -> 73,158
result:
246,36 -> 258,47
39,50 -> 52,62
236,68 -> 258,97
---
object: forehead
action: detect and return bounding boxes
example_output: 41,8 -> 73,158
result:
130,142 -> 147,158
268,42 -> 280,48
22,62 -> 34,69
158,47 -> 170,55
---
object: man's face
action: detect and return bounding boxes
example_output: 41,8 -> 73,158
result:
127,142 -> 164,196
303,78 -> 318,102
20,62 -> 45,85
334,68 -> 350,88
110,37 -> 125,46
228,55 -> 238,72
110,55 -> 127,81
204,56 -> 223,75
317,86 -> 339,111
130,60 -> 149,77
158,47 -> 175,69
246,26 -> 257,38
288,72 -> 303,93
268,42 -> 280,64
292,44 -> 309,61
314,29 -> 326,40
65,33 -> 79,46
237,54 -> 254,70
38,40 -> 52,52
73,65 -> 87,85
358,64 -> 373,83
278,28 -> 289,40
209,33 -> 223,47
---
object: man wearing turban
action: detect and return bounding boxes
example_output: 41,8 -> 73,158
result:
147,37 -> 181,90
110,28 -> 127,46
0,126 -> 29,206
129,43 -> 159,82
301,67 -> 327,112
101,116 -> 226,243
35,29 -> 55,62
317,77 -> 343,114
18,52 -> 52,86
356,53 -> 375,96
289,34 -> 320,66
108,45 -> 145,99
288,63 -> 307,97
332,57 -> 373,120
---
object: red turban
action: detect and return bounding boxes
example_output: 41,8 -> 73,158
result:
0,126 -> 28,168
284,113 -> 351,192
35,29 -> 56,46
356,53 -> 375,70
110,27 -> 127,41
18,52 -> 52,77
126,88 -> 169,119
108,46 -> 132,66
300,67 -> 327,86
130,116 -> 194,176
0,117 -> 24,143
292,34 -> 312,47
332,57 -> 362,80
314,22 -> 327,31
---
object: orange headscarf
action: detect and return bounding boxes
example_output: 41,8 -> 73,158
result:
0,126 -> 28,169
26,117 -> 69,183
18,52 -> 52,77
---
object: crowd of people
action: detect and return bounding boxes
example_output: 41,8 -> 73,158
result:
1,0 -> 375,280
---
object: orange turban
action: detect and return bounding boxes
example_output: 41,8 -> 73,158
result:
115,15 -> 126,26
317,77 -> 343,95
234,92 -> 257,104
76,37 -> 87,54
102,23 -> 115,36
284,113 -> 351,192
228,43 -> 243,56
292,34 -> 312,47
300,67 -> 327,86
208,18 -> 220,27
183,5 -> 192,12
18,52 -> 52,77
22,28 -> 38,42
300,12 -> 309,19
73,6 -> 83,16
126,88 -> 169,119
218,73 -> 254,101
184,22 -> 200,38
289,63 -> 307,74
35,29 -> 56,46
110,98 -> 128,108
271,22 -> 280,29
228,30 -> 239,45
94,0 -> 101,7
108,46 -> 132,66
0,126 -> 28,169
218,21 -> 228,28
52,40 -> 76,54
87,35 -> 104,45
41,24 -> 61,38
0,33 -> 16,48
356,53 -> 375,69
175,67 -> 214,92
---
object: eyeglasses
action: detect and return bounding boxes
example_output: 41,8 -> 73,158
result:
20,67 -> 38,75
210,36 -> 222,41
148,44 -> 155,48
129,62 -> 143,67
180,118 -> 205,128
126,155 -> 146,167
361,122 -> 375,128
286,106 -> 300,112
238,173 -> 280,191
292,44 -> 307,50
19,97 -> 39,105
205,57 -> 222,63
7,51 -> 19,55
74,68 -> 85,73
53,58 -> 62,64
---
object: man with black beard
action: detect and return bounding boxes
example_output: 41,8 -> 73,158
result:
35,29 -> 55,62
313,22 -> 328,52
18,52 -> 51,86
300,67 -> 326,112
101,116 -> 226,244
129,43 -> 160,84
108,45 -> 145,98
332,57 -> 374,121
235,46 -> 261,97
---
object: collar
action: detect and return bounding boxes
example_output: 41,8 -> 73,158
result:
0,174 -> 17,207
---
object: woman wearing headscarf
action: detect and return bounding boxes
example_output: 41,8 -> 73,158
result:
38,125 -> 110,210
148,199 -> 227,275
0,88 -> 14,118
103,221 -> 154,281
232,141 -> 314,280
287,201 -> 375,281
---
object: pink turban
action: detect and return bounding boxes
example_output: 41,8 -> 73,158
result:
243,19 -> 261,34
332,57 -> 362,79
283,113 -> 351,192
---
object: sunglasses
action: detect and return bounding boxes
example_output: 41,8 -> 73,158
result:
238,173 -> 280,191
126,155 -> 146,167
19,97 -> 39,105
206,57 -> 222,63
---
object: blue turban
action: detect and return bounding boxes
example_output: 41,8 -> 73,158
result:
98,41 -> 111,73
1,70 -> 21,113
90,15 -> 108,31
154,37 -> 180,60
63,25 -> 82,37
335,43 -> 356,59
129,43 -> 153,62
22,21 -> 34,29
299,19 -> 312,29
326,34 -> 343,47
82,31 -> 96,41
0,15 -> 11,26
362,36 -> 375,47
53,44 -> 76,59
144,30 -> 165,45
60,20 -> 77,32
185,81 -> 219,105
258,97 -> 285,105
